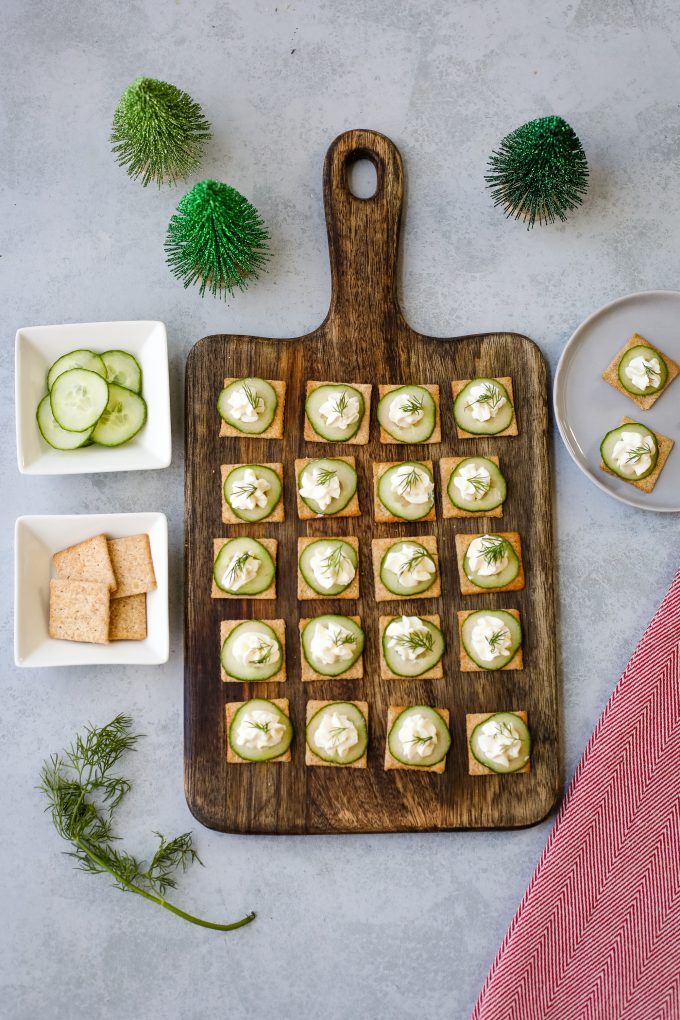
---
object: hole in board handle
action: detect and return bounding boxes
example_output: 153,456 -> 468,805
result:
346,154 -> 379,200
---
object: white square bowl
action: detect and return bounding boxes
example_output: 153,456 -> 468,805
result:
15,512 -> 169,667
15,320 -> 172,474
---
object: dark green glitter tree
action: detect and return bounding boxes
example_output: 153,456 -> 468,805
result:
485,116 -> 588,228
111,77 -> 212,187
165,180 -> 270,298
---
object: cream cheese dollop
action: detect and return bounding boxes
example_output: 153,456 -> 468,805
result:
232,629 -> 281,668
470,615 -> 512,663
466,535 -> 508,577
310,620 -> 356,665
299,466 -> 341,510
476,717 -> 525,770
612,431 -> 656,477
465,382 -> 506,423
625,354 -> 661,391
453,462 -> 491,502
318,391 -> 360,431
388,390 -> 425,428
228,468 -> 271,511
313,711 -> 359,759
391,464 -> 434,505
227,385 -> 264,423
235,708 -> 286,751
397,713 -> 438,761
383,544 -> 436,588
221,553 -> 260,591
385,615 -> 431,662
309,544 -> 356,590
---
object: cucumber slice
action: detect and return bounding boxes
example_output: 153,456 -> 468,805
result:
463,535 -> 520,590
221,621 -> 283,681
36,394 -> 94,450
377,385 -> 437,443
387,706 -> 451,767
214,537 -> 276,595
453,378 -> 515,435
600,422 -> 659,480
447,457 -> 507,512
469,712 -> 531,774
300,614 -> 364,676
461,610 -> 522,670
228,699 -> 293,762
90,383 -> 147,446
299,539 -> 358,596
46,349 -> 107,390
617,345 -> 667,395
306,701 -> 368,765
101,350 -> 143,393
382,616 -> 445,677
377,462 -> 434,521
298,458 -> 358,516
379,541 -> 438,596
49,368 -> 110,432
305,384 -> 365,441
217,377 -> 278,435
224,465 -> 282,523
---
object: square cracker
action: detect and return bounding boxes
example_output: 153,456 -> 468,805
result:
53,533 -> 117,592
372,460 -> 436,523
109,594 -> 147,641
440,456 -> 503,519
108,535 -> 157,599
299,615 -> 364,681
466,711 -> 530,775
379,613 -> 444,680
295,456 -> 361,520
371,535 -> 441,602
297,536 -> 360,601
211,537 -> 278,599
219,378 -> 286,439
378,383 -> 441,444
226,698 -> 291,763
305,700 -> 369,768
600,416 -> 674,493
451,377 -> 519,438
384,705 -> 450,773
49,579 -> 110,644
602,333 -> 680,410
304,381 -> 372,445
220,462 -> 284,525
219,618 -> 286,683
457,609 -> 523,672
454,531 -> 525,595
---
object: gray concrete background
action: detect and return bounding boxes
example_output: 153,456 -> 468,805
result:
2,2 -> 679,1017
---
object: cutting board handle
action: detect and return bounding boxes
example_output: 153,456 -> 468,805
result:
323,129 -> 404,334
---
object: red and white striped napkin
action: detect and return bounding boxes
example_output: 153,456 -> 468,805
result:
473,568 -> 680,1020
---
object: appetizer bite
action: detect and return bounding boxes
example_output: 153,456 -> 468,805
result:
458,609 -> 523,672
452,377 -> 518,438
384,705 -> 451,773
226,698 -> 292,764
600,417 -> 674,493
372,537 -> 440,601
379,614 -> 445,679
377,384 -> 441,444
220,619 -> 286,683
296,456 -> 360,519
299,614 -> 364,680
221,463 -> 284,524
218,377 -> 285,438
466,712 -> 531,775
440,455 -> 507,518
212,537 -> 277,599
297,537 -> 360,600
304,382 -> 371,444
305,700 -> 369,768
455,532 -> 525,594
602,332 -> 679,410
373,460 -> 435,522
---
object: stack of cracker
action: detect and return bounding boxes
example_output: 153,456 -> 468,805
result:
49,533 -> 156,644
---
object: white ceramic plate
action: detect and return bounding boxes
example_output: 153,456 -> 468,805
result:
14,512 -> 169,667
15,320 -> 172,474
554,290 -> 680,512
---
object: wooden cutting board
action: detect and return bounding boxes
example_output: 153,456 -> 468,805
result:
184,128 -> 560,833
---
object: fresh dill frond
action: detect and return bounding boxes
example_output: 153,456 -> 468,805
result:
331,629 -> 356,647
466,472 -> 491,497
404,733 -> 434,748
465,382 -> 503,412
226,552 -> 253,586
327,725 -> 349,745
332,390 -> 349,415
399,392 -> 425,416
314,466 -> 337,487
397,466 -> 423,496
478,535 -> 508,567
252,641 -> 275,665
397,548 -> 431,577
241,382 -> 262,412
319,544 -> 351,580
625,443 -> 652,465
393,628 -> 434,654
231,482 -> 258,500
486,628 -> 509,654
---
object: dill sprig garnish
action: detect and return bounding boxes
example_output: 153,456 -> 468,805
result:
399,392 -> 425,416
251,640 -> 275,666
318,544 -> 351,581
225,552 -> 254,586
39,714 -> 254,931
486,628 -> 509,654
241,382 -> 263,412
478,535 -> 508,567
465,471 -> 491,497
332,390 -> 350,416
397,466 -> 424,496
314,466 -> 338,487
327,725 -> 350,746
393,628 -> 434,654
404,733 -> 435,749
247,718 -> 272,734
331,629 -> 356,647
465,382 -> 503,412
625,443 -> 653,465
397,547 -> 432,578
231,481 -> 258,500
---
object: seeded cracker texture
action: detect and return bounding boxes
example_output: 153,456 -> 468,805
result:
371,535 -> 441,602
107,535 -> 157,599
299,616 -> 364,681
454,531 -> 525,595
52,534 -> 117,592
599,416 -> 674,493
211,537 -> 278,600
384,706 -> 450,773
451,377 -> 519,438
378,613 -> 444,680
225,698 -> 291,764
219,618 -> 286,683
377,383 -> 441,445
602,333 -> 680,410
49,580 -> 111,644
305,700 -> 369,768
297,536 -> 360,601
294,456 -> 361,520
440,455 -> 504,519
372,460 -> 436,523
304,381 -> 372,445
220,462 -> 284,525
457,608 -> 523,672
219,378 -> 286,439
109,594 -> 147,641
466,711 -> 530,776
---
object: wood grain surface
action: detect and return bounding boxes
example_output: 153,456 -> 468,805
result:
184,128 -> 560,833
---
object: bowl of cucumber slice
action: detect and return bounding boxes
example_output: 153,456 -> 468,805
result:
16,321 -> 171,474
